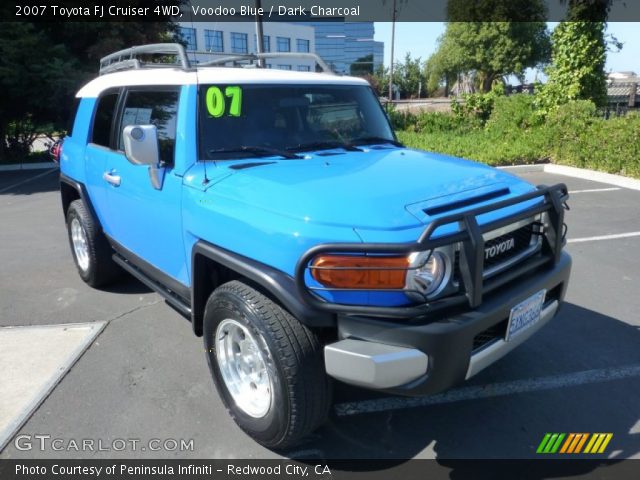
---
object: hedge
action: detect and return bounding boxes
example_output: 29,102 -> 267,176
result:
393,95 -> 640,179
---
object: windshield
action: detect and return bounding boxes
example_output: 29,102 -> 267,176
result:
198,84 -> 396,159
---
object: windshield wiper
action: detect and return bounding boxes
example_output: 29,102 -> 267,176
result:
286,140 -> 363,153
350,136 -> 404,148
209,146 -> 303,160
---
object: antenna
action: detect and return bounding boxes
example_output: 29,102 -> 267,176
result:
185,1 -> 211,185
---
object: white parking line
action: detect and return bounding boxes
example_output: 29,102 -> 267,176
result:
0,168 -> 57,194
568,232 -> 640,244
568,187 -> 621,194
334,364 -> 640,417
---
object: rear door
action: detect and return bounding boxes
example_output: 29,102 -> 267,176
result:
103,86 -> 189,288
84,89 -> 121,231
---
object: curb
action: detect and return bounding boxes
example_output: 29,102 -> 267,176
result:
497,164 -> 545,174
543,164 -> 640,191
499,164 -> 640,191
0,162 -> 58,172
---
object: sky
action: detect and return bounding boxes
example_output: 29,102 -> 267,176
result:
374,22 -> 640,81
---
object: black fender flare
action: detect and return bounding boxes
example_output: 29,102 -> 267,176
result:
59,173 -> 100,228
191,240 -> 335,336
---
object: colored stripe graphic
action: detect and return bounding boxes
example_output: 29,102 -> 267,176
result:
574,433 -> 589,453
537,433 -> 565,453
538,433 -> 613,454
584,433 -> 613,454
544,434 -> 559,453
537,433 -> 552,453
584,434 -> 598,453
568,433 -> 586,453
559,433 -> 575,453
598,434 -> 613,453
550,433 -> 565,453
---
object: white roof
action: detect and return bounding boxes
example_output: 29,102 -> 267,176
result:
76,67 -> 368,98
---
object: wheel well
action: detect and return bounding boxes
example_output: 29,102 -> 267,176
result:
191,242 -> 337,337
60,181 -> 81,218
192,253 -> 241,336
191,254 -> 308,337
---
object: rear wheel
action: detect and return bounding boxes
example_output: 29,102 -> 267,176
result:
66,199 -> 120,287
203,280 -> 331,449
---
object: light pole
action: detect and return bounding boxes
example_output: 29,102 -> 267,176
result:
255,0 -> 265,67
388,0 -> 397,103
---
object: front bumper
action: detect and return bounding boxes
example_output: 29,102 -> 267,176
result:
324,251 -> 571,396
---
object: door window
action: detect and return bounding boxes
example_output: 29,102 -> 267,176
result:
117,89 -> 179,164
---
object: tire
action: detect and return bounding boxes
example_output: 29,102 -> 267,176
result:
66,199 -> 120,287
203,280 -> 331,449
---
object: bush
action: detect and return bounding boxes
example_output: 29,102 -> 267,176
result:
543,100 -> 597,167
396,97 -> 640,178
452,83 -> 505,123
486,94 -> 542,133
387,108 -> 480,134
386,106 -> 417,131
415,111 -> 481,134
545,100 -> 597,133
398,127 -> 549,166
549,111 -> 640,178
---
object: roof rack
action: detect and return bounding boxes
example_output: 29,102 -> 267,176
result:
99,43 -> 191,76
99,43 -> 334,76
198,52 -> 334,74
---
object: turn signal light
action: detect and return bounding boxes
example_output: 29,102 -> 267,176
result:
311,255 -> 409,289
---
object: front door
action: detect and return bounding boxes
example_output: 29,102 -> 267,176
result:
104,87 -> 188,287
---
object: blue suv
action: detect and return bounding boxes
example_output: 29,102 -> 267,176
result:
58,44 -> 571,449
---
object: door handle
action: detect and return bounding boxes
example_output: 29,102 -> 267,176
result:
103,171 -> 121,187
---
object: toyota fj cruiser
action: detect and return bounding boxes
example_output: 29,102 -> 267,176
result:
57,44 -> 571,449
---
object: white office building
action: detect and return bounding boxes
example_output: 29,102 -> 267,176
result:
175,22 -> 316,71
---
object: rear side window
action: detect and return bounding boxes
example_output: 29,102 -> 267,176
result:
66,97 -> 80,137
117,89 -> 179,164
91,92 -> 119,147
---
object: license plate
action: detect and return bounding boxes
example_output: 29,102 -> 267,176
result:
506,290 -> 546,341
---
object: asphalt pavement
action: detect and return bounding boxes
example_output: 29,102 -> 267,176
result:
0,167 -> 639,461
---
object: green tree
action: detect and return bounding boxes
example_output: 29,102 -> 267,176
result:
375,55 -> 425,99
537,1 -> 613,109
425,0 -> 549,94
426,21 -> 550,93
0,15 -> 178,162
396,54 -> 425,98
0,23 -> 76,161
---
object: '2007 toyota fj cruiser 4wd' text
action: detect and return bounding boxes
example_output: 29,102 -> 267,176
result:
56,44 -> 571,449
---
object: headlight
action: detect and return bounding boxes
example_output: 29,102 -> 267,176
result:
407,250 -> 450,299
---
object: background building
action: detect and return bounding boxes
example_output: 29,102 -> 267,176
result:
175,22 -> 316,71
607,71 -> 639,110
302,21 -> 384,75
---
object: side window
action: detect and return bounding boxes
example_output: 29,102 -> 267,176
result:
66,97 -> 80,137
91,92 -> 119,147
118,90 -> 179,164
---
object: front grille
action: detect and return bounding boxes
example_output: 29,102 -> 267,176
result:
452,222 -> 538,286
483,224 -> 535,271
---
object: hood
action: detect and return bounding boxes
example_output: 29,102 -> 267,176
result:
210,148 -> 535,231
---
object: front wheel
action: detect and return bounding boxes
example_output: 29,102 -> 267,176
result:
203,281 -> 331,449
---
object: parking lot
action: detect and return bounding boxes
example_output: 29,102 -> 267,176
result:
0,166 -> 639,461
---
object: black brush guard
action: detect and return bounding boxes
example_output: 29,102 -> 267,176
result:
295,183 -> 569,318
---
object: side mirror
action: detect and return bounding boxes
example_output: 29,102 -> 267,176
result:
122,125 -> 165,190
